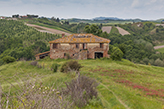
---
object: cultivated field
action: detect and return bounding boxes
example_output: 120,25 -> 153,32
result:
154,45 -> 164,49
26,23 -> 71,36
102,26 -> 112,33
116,26 -> 130,35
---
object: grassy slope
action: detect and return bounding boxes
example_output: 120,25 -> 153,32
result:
156,48 -> 164,53
110,26 -> 120,34
1,58 -> 164,109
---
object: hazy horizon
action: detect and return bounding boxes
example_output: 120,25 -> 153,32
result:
0,0 -> 164,20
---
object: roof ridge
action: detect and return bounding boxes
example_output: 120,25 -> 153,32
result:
49,33 -> 110,44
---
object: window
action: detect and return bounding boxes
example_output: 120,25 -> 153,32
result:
83,43 -> 87,49
100,43 -> 104,48
53,43 -> 58,49
64,53 -> 66,56
76,44 -> 79,49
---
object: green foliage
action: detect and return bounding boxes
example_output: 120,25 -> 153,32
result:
51,63 -> 59,72
2,56 -> 16,64
154,58 -> 164,67
0,20 -> 60,60
110,47 -> 123,61
84,24 -> 102,36
143,57 -> 149,65
60,60 -> 82,73
0,59 -> 4,66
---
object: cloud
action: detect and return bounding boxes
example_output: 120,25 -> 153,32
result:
0,0 -> 164,20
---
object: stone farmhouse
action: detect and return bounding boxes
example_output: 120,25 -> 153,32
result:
35,34 -> 110,60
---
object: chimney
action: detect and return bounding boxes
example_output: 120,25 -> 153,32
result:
62,33 -> 65,38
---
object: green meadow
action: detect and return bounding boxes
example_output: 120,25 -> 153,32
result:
1,58 -> 164,108
156,48 -> 164,53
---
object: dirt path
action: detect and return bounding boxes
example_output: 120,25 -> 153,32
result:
100,83 -> 130,109
102,26 -> 112,33
116,27 -> 130,36
154,45 -> 164,49
98,81 -> 130,109
26,23 -> 71,36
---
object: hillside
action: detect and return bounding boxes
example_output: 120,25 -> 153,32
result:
26,23 -> 71,36
1,58 -> 164,108
20,18 -> 88,33
0,20 -> 61,60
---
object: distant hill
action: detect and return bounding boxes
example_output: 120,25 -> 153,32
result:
155,19 -> 164,22
93,17 -> 123,20
63,17 -> 144,24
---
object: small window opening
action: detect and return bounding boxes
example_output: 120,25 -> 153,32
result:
100,43 -> 104,48
53,43 -> 58,49
76,44 -> 79,48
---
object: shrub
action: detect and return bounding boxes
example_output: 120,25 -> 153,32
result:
0,59 -> 4,66
30,61 -> 42,68
0,76 -> 73,109
30,61 -> 38,66
154,58 -> 164,67
60,61 -> 82,73
66,53 -> 71,59
2,56 -> 16,64
65,75 -> 99,107
143,57 -> 149,65
51,63 -> 59,72
149,59 -> 154,65
110,47 -> 123,61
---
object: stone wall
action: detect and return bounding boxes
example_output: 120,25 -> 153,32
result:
50,43 -> 109,59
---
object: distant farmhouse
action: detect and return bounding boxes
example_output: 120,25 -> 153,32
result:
35,34 -> 110,60
0,16 -> 5,19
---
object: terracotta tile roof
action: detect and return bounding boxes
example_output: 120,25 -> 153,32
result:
49,34 -> 111,43
35,51 -> 50,56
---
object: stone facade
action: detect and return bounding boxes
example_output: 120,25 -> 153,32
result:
50,43 -> 109,59
35,34 -> 110,60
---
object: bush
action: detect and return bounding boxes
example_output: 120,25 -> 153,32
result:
60,61 -> 82,73
0,59 -> 4,66
149,59 -> 154,65
2,56 -> 16,64
154,58 -> 164,67
51,63 -> 59,72
0,76 -> 73,109
30,61 -> 38,66
66,53 -> 71,59
65,75 -> 99,107
110,47 -> 123,61
143,57 -> 149,65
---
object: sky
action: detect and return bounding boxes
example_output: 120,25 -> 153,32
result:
0,0 -> 164,20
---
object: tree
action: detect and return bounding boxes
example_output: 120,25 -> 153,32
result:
2,56 -> 16,64
56,18 -> 60,22
110,47 -> 123,61
154,58 -> 164,67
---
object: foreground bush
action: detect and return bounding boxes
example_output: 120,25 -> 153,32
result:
30,61 -> 38,66
2,56 -> 16,64
51,63 -> 59,72
60,61 -> 82,73
0,76 -> 73,109
65,75 -> 99,107
30,61 -> 42,68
